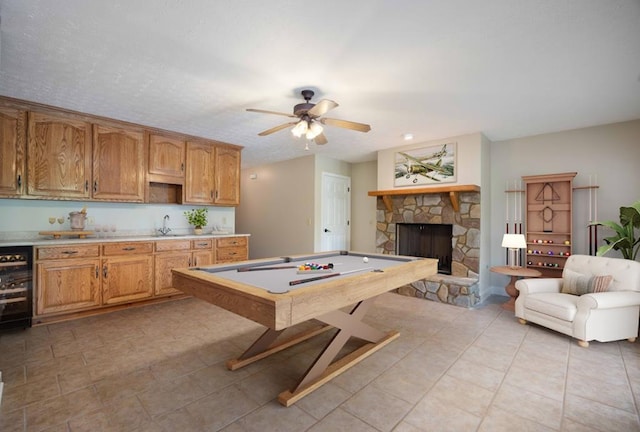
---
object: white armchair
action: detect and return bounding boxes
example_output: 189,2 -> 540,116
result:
515,255 -> 640,347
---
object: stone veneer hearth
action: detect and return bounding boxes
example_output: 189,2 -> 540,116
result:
375,191 -> 481,307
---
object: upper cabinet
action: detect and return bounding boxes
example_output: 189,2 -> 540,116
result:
214,146 -> 240,206
0,96 -> 242,205
93,125 -> 146,202
185,141 -> 215,204
0,107 -> 27,197
27,111 -> 93,199
148,133 -> 186,183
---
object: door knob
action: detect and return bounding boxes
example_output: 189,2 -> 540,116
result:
324,228 -> 331,233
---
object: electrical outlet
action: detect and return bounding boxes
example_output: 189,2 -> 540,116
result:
222,217 -> 227,225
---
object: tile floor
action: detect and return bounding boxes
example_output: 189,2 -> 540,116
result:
1,293 -> 639,432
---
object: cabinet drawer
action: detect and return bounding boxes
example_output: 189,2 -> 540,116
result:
216,246 -> 247,262
102,242 -> 153,256
37,244 -> 100,260
191,239 -> 213,250
216,237 -> 247,248
155,239 -> 191,252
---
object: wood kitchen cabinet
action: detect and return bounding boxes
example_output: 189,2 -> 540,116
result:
92,124 -> 146,202
101,242 -> 154,305
154,238 -> 214,296
214,146 -> 241,205
0,106 -> 27,197
185,141 -> 215,204
216,236 -> 248,263
27,111 -> 92,199
148,133 -> 186,182
35,244 -> 101,316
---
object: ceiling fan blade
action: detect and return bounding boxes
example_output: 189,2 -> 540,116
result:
320,117 -> 371,133
307,99 -> 338,117
246,108 -> 297,118
258,122 -> 297,136
314,133 -> 328,145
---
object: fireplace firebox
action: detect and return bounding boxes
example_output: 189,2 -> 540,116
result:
396,223 -> 453,274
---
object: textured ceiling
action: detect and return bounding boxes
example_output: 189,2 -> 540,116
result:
1,0 -> 639,168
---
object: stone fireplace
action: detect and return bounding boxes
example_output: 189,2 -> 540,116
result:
372,186 -> 481,307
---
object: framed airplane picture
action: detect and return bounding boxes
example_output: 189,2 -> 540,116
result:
394,142 -> 456,186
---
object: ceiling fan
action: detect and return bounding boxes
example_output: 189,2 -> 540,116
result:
246,89 -> 371,145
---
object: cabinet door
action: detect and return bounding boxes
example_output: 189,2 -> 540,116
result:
36,258 -> 101,315
214,146 -> 240,205
27,111 -> 92,198
185,141 -> 215,204
102,255 -> 154,305
148,134 -> 185,180
0,107 -> 26,197
93,125 -> 145,202
154,252 -> 190,296
192,250 -> 213,267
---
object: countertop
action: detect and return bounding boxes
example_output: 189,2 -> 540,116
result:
0,232 -> 250,248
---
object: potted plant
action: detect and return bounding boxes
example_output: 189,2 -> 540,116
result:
592,200 -> 640,261
184,208 -> 208,234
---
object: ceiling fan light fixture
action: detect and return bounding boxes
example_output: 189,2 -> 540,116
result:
291,120 -> 308,137
306,121 -> 323,140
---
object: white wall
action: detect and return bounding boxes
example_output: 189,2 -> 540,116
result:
0,199 -> 235,239
237,155 -> 315,259
488,119 -> 640,295
376,132 -> 484,189
351,160 -> 378,253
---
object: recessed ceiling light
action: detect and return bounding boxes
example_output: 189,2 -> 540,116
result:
403,133 -> 414,141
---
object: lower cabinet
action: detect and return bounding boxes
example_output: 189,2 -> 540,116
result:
216,236 -> 248,263
34,236 -> 247,321
36,257 -> 101,315
154,238 -> 214,296
101,242 -> 154,305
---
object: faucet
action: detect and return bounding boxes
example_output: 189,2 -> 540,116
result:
158,215 -> 172,236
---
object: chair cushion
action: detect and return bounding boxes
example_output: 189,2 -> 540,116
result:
561,269 -> 613,295
524,293 -> 578,321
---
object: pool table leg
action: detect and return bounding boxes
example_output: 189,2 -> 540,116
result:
226,324 -> 333,371
278,297 -> 400,406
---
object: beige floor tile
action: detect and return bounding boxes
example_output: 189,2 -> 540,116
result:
342,384 -> 413,431
564,393 -> 640,431
136,374 -> 206,418
306,408 -> 379,432
232,401 -> 317,432
403,393 -> 482,431
492,383 -> 563,430
2,292 -> 640,430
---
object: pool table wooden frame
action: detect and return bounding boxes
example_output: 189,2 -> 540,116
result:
172,251 -> 437,406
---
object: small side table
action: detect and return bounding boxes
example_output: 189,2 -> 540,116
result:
490,266 -> 542,311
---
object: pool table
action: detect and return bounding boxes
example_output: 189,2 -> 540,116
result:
172,250 -> 437,406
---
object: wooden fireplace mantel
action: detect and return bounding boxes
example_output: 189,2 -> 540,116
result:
368,184 -> 480,212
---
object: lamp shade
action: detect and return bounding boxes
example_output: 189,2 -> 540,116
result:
501,234 -> 526,249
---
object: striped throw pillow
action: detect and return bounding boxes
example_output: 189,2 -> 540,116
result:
561,269 -> 613,295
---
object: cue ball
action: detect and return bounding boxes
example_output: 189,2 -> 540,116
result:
363,257 -> 369,263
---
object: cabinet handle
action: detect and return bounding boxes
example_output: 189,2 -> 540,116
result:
122,247 -> 136,251
93,180 -> 98,193
17,174 -> 21,188
95,266 -> 99,279
188,258 -> 192,266
210,190 -> 213,199
62,250 -> 78,255
196,242 -> 208,246
181,163 -> 184,172
85,180 -> 89,192
103,265 -> 108,278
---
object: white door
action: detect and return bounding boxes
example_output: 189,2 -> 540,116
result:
320,173 -> 351,251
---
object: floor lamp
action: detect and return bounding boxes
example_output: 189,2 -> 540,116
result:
502,234 -> 527,268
